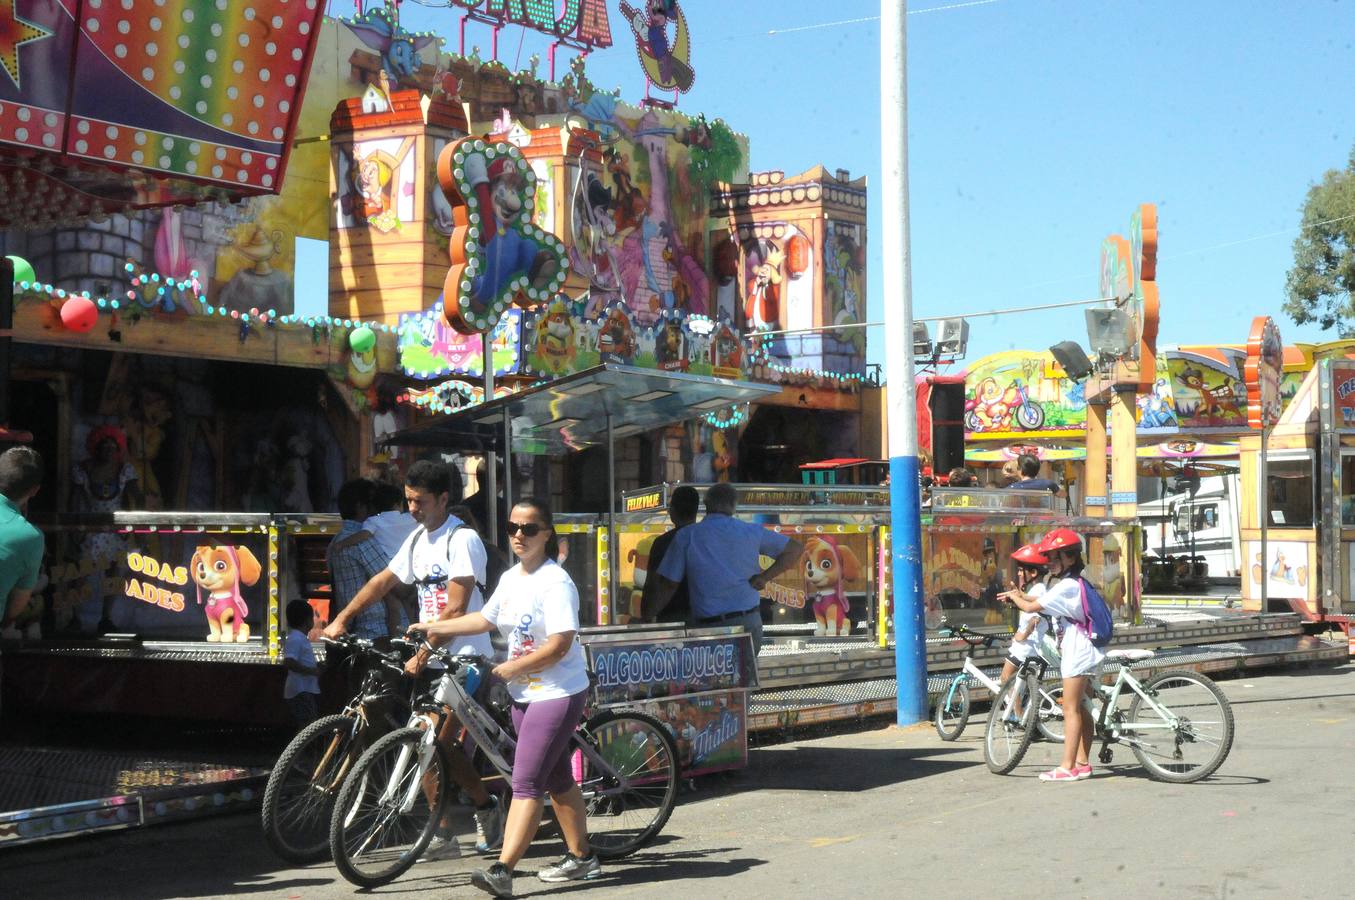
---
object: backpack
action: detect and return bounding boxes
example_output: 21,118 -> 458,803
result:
1077,577 -> 1114,648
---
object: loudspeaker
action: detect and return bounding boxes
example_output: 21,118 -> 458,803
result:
934,318 -> 969,357
929,381 -> 966,474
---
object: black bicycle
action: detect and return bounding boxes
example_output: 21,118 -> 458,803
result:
261,635 -> 415,863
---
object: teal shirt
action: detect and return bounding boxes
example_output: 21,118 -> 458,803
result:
0,494 -> 44,621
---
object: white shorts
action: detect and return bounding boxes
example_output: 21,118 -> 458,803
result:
1058,627 -> 1105,679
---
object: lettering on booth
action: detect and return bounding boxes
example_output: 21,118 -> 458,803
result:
124,551 -> 189,613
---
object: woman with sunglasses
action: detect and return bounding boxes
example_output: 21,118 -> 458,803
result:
408,499 -> 596,898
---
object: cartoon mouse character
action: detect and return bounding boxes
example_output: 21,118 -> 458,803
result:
800,535 -> 862,637
191,545 -> 262,642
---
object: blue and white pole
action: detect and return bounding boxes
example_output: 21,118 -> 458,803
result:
881,0 -> 928,725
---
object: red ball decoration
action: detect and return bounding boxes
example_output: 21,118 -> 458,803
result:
59,296 -> 98,333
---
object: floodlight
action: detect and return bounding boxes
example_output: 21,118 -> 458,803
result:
912,321 -> 933,358
1049,340 -> 1095,383
1085,307 -> 1136,359
933,318 -> 969,357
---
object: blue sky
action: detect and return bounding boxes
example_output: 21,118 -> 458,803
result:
305,0 -> 1355,374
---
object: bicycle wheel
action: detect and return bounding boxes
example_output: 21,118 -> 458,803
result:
329,726 -> 447,888
575,710 -> 680,859
262,713 -> 364,863
984,673 -> 1038,775
934,679 -> 971,741
1126,669 -> 1235,783
1036,683 -> 1065,743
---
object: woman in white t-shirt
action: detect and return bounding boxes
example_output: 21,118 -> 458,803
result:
998,544 -> 1051,697
1000,528 -> 1104,783
408,499 -> 598,896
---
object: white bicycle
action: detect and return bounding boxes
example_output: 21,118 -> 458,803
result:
934,621 -> 1065,742
984,648 -> 1235,782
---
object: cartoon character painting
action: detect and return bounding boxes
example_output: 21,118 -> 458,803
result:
343,5 -> 442,85
800,536 -> 862,637
597,304 -> 638,363
571,171 -> 623,298
437,138 -> 568,334
710,322 -> 742,374
620,0 -> 695,94
624,533 -> 659,624
191,545 -> 261,642
744,242 -> 784,332
654,315 -> 686,370
535,296 -> 578,375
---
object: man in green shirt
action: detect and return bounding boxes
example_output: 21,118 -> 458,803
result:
0,446 -> 45,632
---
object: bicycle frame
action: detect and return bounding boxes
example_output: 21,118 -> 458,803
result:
1093,667 -> 1181,745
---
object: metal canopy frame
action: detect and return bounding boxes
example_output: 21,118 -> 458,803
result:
385,364 -> 779,618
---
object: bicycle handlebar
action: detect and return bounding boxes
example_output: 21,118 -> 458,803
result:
938,621 -> 997,648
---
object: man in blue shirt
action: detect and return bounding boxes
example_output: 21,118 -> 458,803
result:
1008,453 -> 1061,494
645,482 -> 802,655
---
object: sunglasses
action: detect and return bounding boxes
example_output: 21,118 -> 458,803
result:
505,522 -> 544,537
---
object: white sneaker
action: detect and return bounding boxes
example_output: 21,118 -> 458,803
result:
420,835 -> 463,861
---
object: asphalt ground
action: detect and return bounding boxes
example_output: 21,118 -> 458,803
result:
2,662 -> 1350,899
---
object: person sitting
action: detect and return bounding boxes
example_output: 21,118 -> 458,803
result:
947,466 -> 976,487
1007,453 -> 1060,494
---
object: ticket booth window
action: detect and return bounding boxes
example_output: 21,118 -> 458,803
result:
1265,455 -> 1314,527
1342,453 -> 1355,526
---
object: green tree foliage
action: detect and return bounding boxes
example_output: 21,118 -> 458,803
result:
1284,146 -> 1355,335
687,116 -> 744,200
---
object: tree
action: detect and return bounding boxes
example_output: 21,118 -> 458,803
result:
1284,146 -> 1355,335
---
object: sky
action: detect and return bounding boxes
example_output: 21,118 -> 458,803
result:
302,0 -> 1355,376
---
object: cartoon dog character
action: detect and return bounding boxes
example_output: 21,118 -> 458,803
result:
800,535 -> 862,637
624,533 -> 659,624
191,545 -> 261,642
535,297 -> 578,374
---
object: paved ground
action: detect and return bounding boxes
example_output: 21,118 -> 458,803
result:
4,663 -> 1351,899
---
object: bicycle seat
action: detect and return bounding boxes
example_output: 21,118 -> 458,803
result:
1104,648 -> 1155,662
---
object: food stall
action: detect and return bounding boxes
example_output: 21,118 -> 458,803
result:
1237,356 -> 1355,631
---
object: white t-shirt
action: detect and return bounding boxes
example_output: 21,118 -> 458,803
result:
1036,576 -> 1106,678
363,510 -> 420,563
389,516 -> 494,659
283,629 -> 320,699
479,560 -> 590,703
1008,583 -> 1048,661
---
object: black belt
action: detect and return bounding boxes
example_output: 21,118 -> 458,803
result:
696,607 -> 760,624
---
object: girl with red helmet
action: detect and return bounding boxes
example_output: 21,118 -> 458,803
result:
998,544 -> 1051,698
1000,528 -> 1105,782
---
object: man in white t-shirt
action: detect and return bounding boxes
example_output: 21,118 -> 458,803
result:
323,460 -> 504,856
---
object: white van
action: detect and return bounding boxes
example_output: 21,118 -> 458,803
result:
1139,473 -> 1242,579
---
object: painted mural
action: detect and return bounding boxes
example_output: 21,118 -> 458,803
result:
398,306 -> 524,378
563,59 -> 747,327
964,351 -> 1085,439
825,220 -> 867,357
966,347 -> 1308,440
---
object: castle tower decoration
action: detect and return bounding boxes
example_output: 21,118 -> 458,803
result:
329,85 -> 469,325
709,166 -> 868,376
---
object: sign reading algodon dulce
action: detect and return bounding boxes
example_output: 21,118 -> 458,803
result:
588,636 -> 753,704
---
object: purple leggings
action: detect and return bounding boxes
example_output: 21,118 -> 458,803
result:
509,690 -> 589,800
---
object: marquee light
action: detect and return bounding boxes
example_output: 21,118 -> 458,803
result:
452,0 -> 613,48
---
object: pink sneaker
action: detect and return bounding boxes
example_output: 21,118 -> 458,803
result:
1072,764 -> 1093,780
1038,767 -> 1080,782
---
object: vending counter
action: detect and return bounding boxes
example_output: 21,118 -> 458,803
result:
580,623 -> 757,776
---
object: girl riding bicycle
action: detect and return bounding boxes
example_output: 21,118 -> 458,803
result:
998,544 -> 1050,710
999,528 -> 1104,783
408,499 -> 599,898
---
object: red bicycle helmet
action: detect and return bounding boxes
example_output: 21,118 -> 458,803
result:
1010,543 -> 1048,566
1038,528 -> 1083,554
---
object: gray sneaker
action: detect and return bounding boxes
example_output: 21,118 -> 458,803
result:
537,852 -> 601,883
470,862 -> 514,898
473,796 -> 505,854
419,835 -> 462,861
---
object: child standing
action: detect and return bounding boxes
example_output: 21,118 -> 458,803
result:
282,600 -> 321,731
1000,543 -> 1050,687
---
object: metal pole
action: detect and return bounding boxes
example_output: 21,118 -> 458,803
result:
482,338 -> 497,542
606,412 -> 617,625
503,407 -> 513,508
1259,424 -> 1268,620
881,0 -> 927,725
